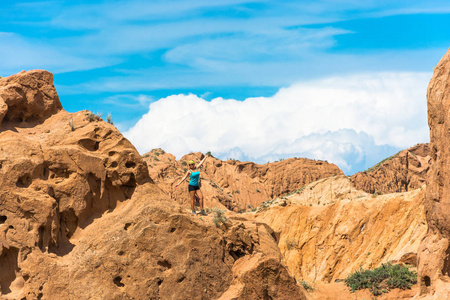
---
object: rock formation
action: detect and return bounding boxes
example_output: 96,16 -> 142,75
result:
143,150 -> 343,211
351,143 -> 430,194
251,176 -> 427,283
0,70 -> 61,126
0,70 -> 305,299
417,48 -> 450,298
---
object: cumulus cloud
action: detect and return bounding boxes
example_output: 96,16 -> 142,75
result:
125,72 -> 430,174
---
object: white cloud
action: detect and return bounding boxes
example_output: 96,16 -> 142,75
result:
125,72 -> 430,174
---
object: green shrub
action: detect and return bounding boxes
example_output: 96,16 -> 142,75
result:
298,280 -> 314,291
212,208 -> 229,227
181,161 -> 187,166
373,190 -> 383,196
345,262 -> 417,296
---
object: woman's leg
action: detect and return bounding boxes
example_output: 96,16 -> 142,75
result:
189,190 -> 196,211
195,189 -> 204,210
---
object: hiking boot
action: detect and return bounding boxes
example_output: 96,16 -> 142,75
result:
192,210 -> 197,215
199,209 -> 207,216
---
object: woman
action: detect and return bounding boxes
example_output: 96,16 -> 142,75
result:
175,155 -> 208,215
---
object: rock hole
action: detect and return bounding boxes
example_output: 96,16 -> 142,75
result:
113,276 -> 124,287
110,161 -> 118,168
37,226 -> 45,251
77,139 -> 100,151
229,249 -> 246,261
23,275 -> 29,282
108,151 -> 116,157
8,225 -> 14,230
60,208 -> 78,239
157,279 -> 163,286
423,276 -> 431,287
47,187 -> 55,198
86,172 -> 101,210
118,251 -> 125,256
37,293 -> 43,300
0,216 -> 6,224
157,260 -> 172,270
124,223 -> 132,230
176,275 -> 185,283
120,173 -> 137,199
442,246 -> 450,276
0,247 -> 20,295
125,161 -> 136,168
170,227 -> 176,233
16,174 -> 32,188
262,289 -> 273,300
42,167 -> 50,180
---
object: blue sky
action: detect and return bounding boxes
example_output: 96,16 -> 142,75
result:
1,1 -> 450,174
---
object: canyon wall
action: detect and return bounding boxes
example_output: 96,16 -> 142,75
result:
252,176 -> 427,283
417,48 -> 450,298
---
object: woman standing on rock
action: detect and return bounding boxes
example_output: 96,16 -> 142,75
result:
175,155 -> 209,215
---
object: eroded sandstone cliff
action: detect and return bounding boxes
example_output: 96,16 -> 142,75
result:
143,150 -> 343,212
351,143 -> 430,194
251,176 -> 427,284
0,70 -> 305,300
416,47 -> 450,299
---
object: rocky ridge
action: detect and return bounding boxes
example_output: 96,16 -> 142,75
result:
0,70 -> 305,299
143,149 -> 343,212
350,143 -> 430,194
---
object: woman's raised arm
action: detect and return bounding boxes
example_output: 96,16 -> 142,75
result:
197,154 -> 208,168
175,171 -> 190,188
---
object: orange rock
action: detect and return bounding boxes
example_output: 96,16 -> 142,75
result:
0,70 -> 304,299
143,151 -> 343,211
0,70 -> 61,126
251,176 -> 427,283
416,47 -> 450,299
351,143 -> 430,194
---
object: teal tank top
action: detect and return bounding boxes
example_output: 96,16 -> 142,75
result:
189,170 -> 200,186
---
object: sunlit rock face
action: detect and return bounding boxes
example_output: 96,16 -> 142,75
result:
143,150 -> 343,212
350,143 -> 430,194
417,47 -> 450,299
0,70 -> 305,300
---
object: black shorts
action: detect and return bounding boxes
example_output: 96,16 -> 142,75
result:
188,185 -> 200,192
